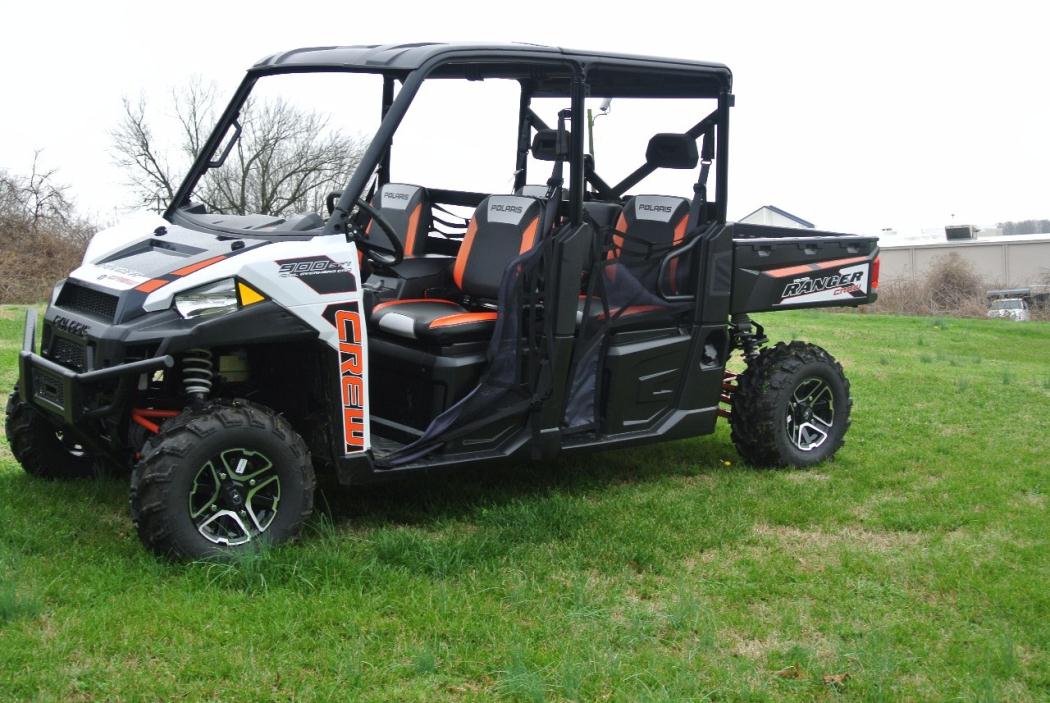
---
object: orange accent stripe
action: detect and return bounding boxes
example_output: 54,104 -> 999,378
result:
405,203 -> 422,256
135,278 -> 169,293
519,216 -> 540,254
608,212 -> 627,260
668,214 -> 690,294
766,264 -> 816,277
453,217 -> 478,290
766,256 -> 868,278
372,298 -> 458,314
814,256 -> 868,270
428,312 -> 498,329
171,255 -> 227,277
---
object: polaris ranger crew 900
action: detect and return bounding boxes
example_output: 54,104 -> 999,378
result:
8,44 -> 879,559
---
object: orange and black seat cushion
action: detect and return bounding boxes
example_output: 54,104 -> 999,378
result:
365,183 -> 432,258
370,195 -> 543,345
578,195 -> 692,323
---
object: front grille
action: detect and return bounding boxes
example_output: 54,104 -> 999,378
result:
32,369 -> 65,408
56,282 -> 119,322
49,337 -> 87,371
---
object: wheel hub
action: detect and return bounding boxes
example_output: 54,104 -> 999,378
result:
188,448 -> 281,546
786,377 -> 835,452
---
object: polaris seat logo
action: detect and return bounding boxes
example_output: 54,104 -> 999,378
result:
385,192 -> 410,201
782,270 -> 864,299
491,204 -> 523,214
639,203 -> 673,213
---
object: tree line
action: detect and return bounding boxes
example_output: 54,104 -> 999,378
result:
997,219 -> 1050,236
0,153 -> 95,303
0,78 -> 366,303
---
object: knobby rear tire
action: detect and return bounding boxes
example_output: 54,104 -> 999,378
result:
730,341 -> 852,468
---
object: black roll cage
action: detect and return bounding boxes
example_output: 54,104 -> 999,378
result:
165,47 -> 733,239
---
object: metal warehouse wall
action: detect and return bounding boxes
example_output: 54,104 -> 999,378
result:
879,237 -> 1050,287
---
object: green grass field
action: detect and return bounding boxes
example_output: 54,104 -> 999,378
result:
1,305 -> 1048,702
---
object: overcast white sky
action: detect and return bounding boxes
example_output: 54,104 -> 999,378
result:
1,0 -> 1047,238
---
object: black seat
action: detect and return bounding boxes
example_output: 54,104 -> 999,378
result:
370,194 -> 543,345
572,194 -> 694,327
366,183 -> 432,258
610,194 -> 692,295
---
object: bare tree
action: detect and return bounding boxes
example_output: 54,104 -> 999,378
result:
0,157 -> 95,303
111,79 -> 366,217
112,97 -> 177,208
0,151 -> 76,229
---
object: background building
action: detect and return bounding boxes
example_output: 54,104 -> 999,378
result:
739,205 -> 814,229
878,235 -> 1050,287
736,206 -> 1050,287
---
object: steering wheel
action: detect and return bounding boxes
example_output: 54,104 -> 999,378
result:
349,198 -> 404,268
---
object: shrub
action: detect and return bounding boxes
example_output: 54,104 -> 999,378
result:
0,220 -> 88,304
871,254 -> 989,318
926,253 -> 983,312
0,163 -> 93,304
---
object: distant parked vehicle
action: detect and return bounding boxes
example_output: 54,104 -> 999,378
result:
987,298 -> 1030,321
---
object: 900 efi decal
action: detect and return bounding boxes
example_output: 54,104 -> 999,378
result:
773,259 -> 870,307
276,255 -> 358,295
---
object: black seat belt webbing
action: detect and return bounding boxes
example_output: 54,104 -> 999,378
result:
689,127 -> 714,231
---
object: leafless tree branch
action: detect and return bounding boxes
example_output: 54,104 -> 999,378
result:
111,81 -> 366,217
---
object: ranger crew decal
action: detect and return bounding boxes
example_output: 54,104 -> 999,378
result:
773,258 -> 870,306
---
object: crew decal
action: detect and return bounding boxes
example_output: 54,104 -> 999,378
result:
334,307 -> 366,453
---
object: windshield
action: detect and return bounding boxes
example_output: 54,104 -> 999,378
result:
180,72 -> 384,232
992,299 -> 1024,310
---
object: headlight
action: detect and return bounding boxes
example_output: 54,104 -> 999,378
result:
174,279 -> 239,319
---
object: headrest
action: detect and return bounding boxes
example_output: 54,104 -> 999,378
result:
531,129 -> 570,161
518,184 -> 550,199
375,183 -> 426,211
517,184 -> 569,201
645,133 -> 699,170
478,194 -> 542,226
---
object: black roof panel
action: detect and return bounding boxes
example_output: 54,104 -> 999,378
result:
252,42 -> 732,97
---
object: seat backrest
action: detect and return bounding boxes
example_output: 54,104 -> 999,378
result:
611,195 -> 692,293
583,201 -> 622,230
453,195 -> 543,300
367,183 -> 431,258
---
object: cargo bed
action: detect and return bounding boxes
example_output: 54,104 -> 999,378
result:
728,223 -> 879,314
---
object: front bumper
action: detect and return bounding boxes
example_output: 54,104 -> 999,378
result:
18,308 -> 174,424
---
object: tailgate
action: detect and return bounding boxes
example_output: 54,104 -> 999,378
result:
730,223 -> 879,314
